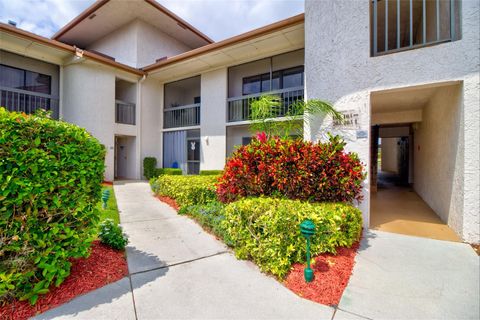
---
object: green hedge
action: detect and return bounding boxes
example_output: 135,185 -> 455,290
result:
199,170 -> 223,176
143,157 -> 157,179
155,168 -> 182,176
0,108 -> 105,304
179,201 -> 233,246
150,175 -> 218,208
222,197 -> 362,278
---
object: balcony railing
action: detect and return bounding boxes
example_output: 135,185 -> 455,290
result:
371,0 -> 458,56
164,103 -> 200,129
1,87 -> 59,118
227,86 -> 304,122
115,100 -> 136,125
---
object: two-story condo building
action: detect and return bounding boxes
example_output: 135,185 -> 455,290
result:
0,0 -> 478,243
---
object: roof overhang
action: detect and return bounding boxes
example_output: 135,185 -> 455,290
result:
52,0 -> 213,49
0,22 -> 144,76
143,13 -> 305,82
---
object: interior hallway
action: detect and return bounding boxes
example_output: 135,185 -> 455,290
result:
370,172 -> 460,242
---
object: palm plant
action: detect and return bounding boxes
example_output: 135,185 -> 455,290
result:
249,95 -> 343,139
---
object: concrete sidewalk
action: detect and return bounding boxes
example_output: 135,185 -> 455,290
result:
36,181 -> 479,320
36,181 -> 334,319
338,230 -> 480,320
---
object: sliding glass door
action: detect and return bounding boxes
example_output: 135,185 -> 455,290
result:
163,129 -> 200,174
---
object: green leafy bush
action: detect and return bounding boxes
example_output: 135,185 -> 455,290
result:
98,219 -> 128,250
143,157 -> 157,179
150,175 -> 218,208
199,170 -> 223,176
179,201 -> 233,246
0,108 -> 105,304
155,168 -> 182,176
222,197 -> 362,278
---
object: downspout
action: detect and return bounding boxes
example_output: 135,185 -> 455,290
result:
137,74 -> 147,179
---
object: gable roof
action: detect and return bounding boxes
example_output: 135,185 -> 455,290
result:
52,0 -> 213,48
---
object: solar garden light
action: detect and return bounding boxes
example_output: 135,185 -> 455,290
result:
300,219 -> 316,283
102,189 -> 110,209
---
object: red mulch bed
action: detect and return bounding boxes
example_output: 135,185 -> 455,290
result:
156,195 -> 180,211
284,241 -> 360,306
102,181 -> 113,186
0,241 -> 128,320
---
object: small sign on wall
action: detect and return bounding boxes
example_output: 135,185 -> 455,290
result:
333,110 -> 360,129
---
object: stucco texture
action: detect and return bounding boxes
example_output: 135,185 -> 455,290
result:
304,0 -> 479,242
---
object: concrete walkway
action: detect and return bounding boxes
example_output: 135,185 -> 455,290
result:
35,181 -> 479,320
36,181 -> 334,319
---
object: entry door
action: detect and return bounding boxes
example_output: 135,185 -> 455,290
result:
187,138 -> 200,175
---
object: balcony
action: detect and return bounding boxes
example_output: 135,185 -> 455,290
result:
163,103 -> 200,129
163,76 -> 201,129
371,0 -> 461,56
227,86 -> 304,122
115,100 -> 136,125
1,87 -> 59,118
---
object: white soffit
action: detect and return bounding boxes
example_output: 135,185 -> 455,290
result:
149,24 -> 304,82
55,0 -> 210,49
0,31 -> 71,65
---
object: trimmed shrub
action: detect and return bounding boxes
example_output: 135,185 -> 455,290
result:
199,170 -> 223,176
0,109 -> 105,304
179,201 -> 233,246
155,168 -> 182,176
222,197 -> 362,278
98,219 -> 128,250
217,134 -> 365,204
143,157 -> 157,179
150,175 -> 218,208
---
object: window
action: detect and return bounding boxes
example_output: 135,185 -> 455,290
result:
370,0 -> 461,56
0,64 -> 51,94
282,66 -> 304,89
242,66 -> 304,95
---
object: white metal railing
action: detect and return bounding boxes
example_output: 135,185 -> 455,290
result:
227,86 -> 304,122
372,0 -> 456,56
115,100 -> 136,125
0,86 -> 59,117
164,103 -> 200,129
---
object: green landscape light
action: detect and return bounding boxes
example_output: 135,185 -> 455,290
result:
102,189 -> 110,209
300,219 -> 316,283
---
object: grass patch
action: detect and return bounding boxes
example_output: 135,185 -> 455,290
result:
96,185 -> 120,224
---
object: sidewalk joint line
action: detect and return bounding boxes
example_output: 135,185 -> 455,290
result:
129,251 -> 230,276
127,273 -> 139,320
335,307 -> 373,320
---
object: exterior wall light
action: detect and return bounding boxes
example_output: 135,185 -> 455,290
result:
300,219 -> 316,283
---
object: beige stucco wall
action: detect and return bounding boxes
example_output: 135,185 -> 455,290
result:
88,20 -> 138,67
414,84 -> 464,234
200,68 -> 227,170
305,0 -> 479,242
61,62 -> 116,181
88,19 -> 192,68
140,77 -> 163,174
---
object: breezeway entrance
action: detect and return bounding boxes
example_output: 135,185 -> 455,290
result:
369,82 -> 463,241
